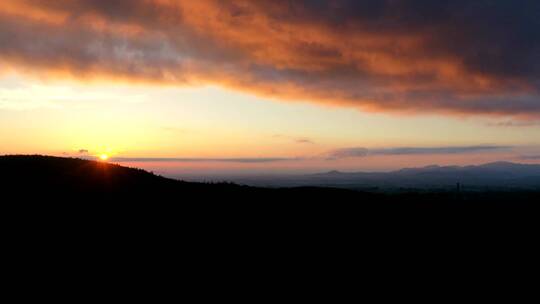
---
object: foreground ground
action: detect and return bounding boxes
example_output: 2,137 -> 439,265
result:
2,155 -> 538,252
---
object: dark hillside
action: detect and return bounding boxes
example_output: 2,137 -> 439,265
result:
0,155 -> 372,202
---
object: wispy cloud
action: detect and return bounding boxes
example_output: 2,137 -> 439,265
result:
327,145 -> 512,159
519,155 -> 540,160
0,97 -> 61,111
295,138 -> 315,144
273,134 -> 315,145
108,157 -> 301,163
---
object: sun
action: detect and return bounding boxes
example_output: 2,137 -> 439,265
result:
99,154 -> 109,161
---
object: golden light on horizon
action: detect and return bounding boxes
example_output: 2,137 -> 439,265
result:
99,154 -> 109,161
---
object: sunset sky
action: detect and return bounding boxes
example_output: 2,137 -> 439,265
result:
1,0 -> 540,175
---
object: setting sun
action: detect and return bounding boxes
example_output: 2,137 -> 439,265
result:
99,154 -> 109,161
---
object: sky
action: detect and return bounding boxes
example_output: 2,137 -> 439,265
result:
1,0 -> 540,175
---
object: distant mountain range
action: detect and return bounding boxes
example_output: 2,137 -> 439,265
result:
228,162 -> 540,190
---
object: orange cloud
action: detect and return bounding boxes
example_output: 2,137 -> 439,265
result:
1,0 -> 539,117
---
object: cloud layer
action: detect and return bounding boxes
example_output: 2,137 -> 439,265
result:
328,145 -> 512,159
86,145 -> 512,162
1,0 -> 540,116
108,157 -> 300,163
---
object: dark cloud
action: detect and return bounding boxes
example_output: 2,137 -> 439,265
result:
328,145 -> 512,159
487,120 -> 540,127
78,149 -> 89,154
327,147 -> 369,159
1,1 -> 540,116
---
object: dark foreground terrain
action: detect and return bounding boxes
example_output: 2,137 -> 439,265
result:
2,155 -> 538,275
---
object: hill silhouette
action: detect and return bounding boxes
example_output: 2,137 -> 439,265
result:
1,155 -> 378,203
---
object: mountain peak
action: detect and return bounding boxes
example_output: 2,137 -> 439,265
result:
325,170 -> 343,175
480,161 -> 518,168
